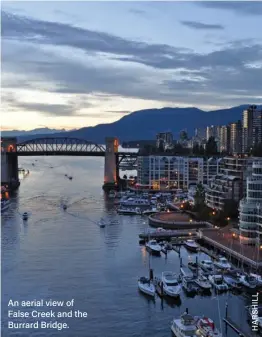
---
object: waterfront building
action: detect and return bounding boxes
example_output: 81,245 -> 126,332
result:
230,120 -> 242,154
156,132 -> 174,150
205,156 -> 252,210
239,159 -> 262,246
137,155 -> 205,190
203,157 -> 222,185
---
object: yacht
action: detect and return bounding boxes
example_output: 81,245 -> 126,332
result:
199,260 -> 214,273
162,272 -> 182,298
195,316 -> 222,337
208,275 -> 228,291
142,207 -> 159,215
146,240 -> 162,255
223,275 -> 242,290
1,199 -> 10,213
138,277 -> 155,297
214,257 -> 231,270
194,275 -> 212,291
250,273 -> 262,287
22,212 -> 29,220
171,309 -> 198,337
117,207 -> 142,215
184,240 -> 199,253
120,198 -> 150,207
238,274 -> 258,289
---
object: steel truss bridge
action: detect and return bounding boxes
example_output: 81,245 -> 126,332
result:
10,137 -> 137,170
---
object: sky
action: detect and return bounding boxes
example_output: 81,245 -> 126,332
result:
1,1 -> 262,131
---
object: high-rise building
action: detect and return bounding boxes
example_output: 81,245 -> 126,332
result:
239,159 -> 262,246
230,120 -> 242,154
156,132 -> 174,150
206,126 -> 215,140
219,125 -> 230,153
242,105 -> 256,153
252,109 -> 262,146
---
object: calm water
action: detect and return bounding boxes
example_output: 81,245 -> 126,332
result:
1,157 -> 255,336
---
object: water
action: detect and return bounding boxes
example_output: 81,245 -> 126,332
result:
1,156 -> 254,336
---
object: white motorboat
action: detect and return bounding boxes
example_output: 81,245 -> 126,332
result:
184,240 -> 199,252
195,316 -> 222,337
171,309 -> 198,337
162,271 -> 182,298
199,260 -> 214,273
1,199 -> 10,213
138,276 -> 155,297
142,207 -> 158,215
180,267 -> 194,280
117,207 -> 141,215
181,277 -> 198,295
214,257 -> 231,270
250,273 -> 262,287
22,212 -> 29,220
120,197 -> 150,207
146,240 -> 162,255
223,275 -> 242,290
208,275 -> 228,291
238,274 -> 258,289
194,275 -> 212,291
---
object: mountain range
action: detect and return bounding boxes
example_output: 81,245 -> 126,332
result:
2,105 -> 260,144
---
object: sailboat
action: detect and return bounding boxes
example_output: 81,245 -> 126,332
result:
138,232 -> 156,297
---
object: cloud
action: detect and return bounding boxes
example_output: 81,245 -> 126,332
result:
129,8 -> 147,16
1,10 -> 262,113
105,110 -> 130,114
197,1 -> 262,16
180,21 -> 224,30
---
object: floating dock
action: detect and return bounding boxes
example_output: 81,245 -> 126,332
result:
139,230 -> 198,240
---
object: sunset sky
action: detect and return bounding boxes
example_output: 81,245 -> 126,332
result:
1,1 -> 262,131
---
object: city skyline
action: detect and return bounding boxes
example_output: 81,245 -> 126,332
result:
2,1 -> 262,131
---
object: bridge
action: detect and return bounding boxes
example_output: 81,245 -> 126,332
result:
1,137 -> 138,190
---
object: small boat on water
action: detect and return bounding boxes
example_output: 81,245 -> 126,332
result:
120,197 -> 150,207
62,204 -> 67,210
138,276 -> 155,297
68,176 -> 73,180
250,273 -> 262,287
142,207 -> 158,215
184,239 -> 199,252
117,207 -> 141,215
171,309 -> 198,336
22,212 -> 29,220
146,240 -> 162,255
162,271 -> 182,298
195,316 -> 222,337
208,275 -> 228,291
238,274 -> 258,290
214,257 -> 231,270
223,275 -> 242,290
1,199 -> 10,213
194,274 -> 212,291
199,260 -> 214,273
65,174 -> 68,177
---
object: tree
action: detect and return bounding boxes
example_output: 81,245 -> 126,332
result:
123,174 -> 127,179
223,199 -> 239,218
180,130 -> 188,141
194,183 -> 205,210
205,136 -> 218,155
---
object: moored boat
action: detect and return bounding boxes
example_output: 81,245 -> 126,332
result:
199,260 -> 214,273
195,316 -> 222,337
171,308 -> 198,336
162,271 -> 182,298
214,257 -> 231,270
1,199 -> 10,213
238,274 -> 258,290
223,275 -> 242,290
142,207 -> 158,215
194,274 -> 212,291
138,277 -> 155,297
22,212 -> 29,220
208,275 -> 228,291
120,197 -> 150,207
117,207 -> 141,215
146,240 -> 162,255
184,240 -> 199,252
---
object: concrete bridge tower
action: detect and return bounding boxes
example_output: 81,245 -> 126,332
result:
1,137 -> 19,189
103,137 -> 119,190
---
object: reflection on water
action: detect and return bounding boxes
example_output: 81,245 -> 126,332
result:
1,156 -> 255,336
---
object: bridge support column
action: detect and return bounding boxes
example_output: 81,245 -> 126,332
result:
103,137 -> 119,191
1,137 -> 20,190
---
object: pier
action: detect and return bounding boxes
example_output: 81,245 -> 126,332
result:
223,304 -> 250,337
139,230 -> 198,240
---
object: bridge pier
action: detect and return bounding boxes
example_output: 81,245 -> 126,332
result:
103,137 -> 119,191
1,137 -> 20,190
